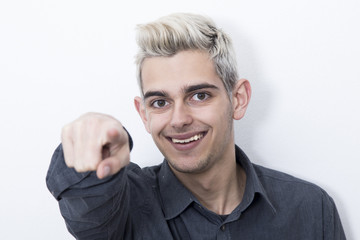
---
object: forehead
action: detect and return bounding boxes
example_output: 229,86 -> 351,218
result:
141,50 -> 225,94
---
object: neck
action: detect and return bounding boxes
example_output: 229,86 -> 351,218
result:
172,146 -> 246,215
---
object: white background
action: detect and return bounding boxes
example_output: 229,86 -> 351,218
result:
0,0 -> 359,239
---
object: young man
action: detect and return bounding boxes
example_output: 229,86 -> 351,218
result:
46,13 -> 346,239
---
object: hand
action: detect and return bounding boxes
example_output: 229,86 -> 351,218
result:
61,112 -> 130,179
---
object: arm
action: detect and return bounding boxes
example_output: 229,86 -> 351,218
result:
322,192 -> 346,240
46,113 -> 133,239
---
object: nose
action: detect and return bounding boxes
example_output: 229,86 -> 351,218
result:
170,102 -> 193,129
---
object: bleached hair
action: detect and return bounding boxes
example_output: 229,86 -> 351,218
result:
135,13 -> 239,96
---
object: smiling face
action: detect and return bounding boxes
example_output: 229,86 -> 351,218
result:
135,50 -> 250,175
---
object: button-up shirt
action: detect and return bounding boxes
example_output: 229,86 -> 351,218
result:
46,144 -> 345,239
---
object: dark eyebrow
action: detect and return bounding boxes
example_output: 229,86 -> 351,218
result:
184,83 -> 219,93
143,83 -> 219,100
143,90 -> 168,100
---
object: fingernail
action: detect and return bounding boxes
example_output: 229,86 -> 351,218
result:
103,166 -> 111,178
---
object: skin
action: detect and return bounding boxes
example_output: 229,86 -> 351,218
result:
61,49 -> 251,215
134,50 -> 251,214
61,113 -> 130,179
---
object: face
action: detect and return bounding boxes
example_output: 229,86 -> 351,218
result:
135,50 -> 250,175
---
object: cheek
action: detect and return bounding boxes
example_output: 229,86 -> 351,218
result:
197,110 -> 217,124
196,102 -> 232,125
147,112 -> 169,135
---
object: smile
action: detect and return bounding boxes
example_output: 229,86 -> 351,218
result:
171,133 -> 204,144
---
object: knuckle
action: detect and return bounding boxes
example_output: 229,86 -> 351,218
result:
61,124 -> 71,139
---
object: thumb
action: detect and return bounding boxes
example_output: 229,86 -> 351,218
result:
97,164 -> 112,179
96,144 -> 130,179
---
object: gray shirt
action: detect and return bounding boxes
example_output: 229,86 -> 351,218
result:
46,143 -> 346,239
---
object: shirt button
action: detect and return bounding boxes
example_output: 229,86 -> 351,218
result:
221,225 -> 226,231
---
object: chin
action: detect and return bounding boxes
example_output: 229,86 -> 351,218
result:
166,156 -> 211,174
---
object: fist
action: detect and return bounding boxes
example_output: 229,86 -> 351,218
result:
61,113 -> 130,179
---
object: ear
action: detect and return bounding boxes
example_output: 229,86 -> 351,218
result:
134,96 -> 151,133
232,79 -> 252,120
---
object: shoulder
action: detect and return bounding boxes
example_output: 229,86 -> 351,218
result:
254,164 -> 324,191
251,163 -> 345,237
253,163 -> 333,208
124,161 -> 162,187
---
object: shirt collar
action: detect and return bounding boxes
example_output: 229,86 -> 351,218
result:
234,145 -> 276,214
158,160 -> 196,220
158,145 -> 276,220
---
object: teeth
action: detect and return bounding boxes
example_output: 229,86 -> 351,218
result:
172,133 -> 203,144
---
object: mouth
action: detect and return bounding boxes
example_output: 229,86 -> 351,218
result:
166,131 -> 208,150
171,132 -> 205,144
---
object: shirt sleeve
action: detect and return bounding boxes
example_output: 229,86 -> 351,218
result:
45,129 -> 134,239
322,192 -> 347,240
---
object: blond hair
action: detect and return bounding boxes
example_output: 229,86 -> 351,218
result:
135,13 -> 238,96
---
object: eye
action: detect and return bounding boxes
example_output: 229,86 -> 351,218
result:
151,99 -> 169,108
191,92 -> 210,101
